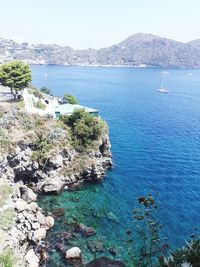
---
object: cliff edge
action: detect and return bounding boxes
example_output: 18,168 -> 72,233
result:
0,107 -> 112,267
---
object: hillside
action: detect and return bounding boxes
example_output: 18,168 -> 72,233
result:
188,39 -> 200,51
1,33 -> 200,68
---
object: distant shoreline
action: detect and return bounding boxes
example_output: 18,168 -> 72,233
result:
30,63 -> 147,68
29,63 -> 200,70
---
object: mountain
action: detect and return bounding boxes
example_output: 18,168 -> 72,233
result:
1,33 -> 200,68
188,39 -> 200,51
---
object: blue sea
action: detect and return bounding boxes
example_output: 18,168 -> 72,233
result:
31,65 -> 200,265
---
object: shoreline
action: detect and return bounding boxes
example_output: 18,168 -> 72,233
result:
0,104 -> 112,266
29,63 -> 200,70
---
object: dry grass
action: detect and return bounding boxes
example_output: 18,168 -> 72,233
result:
0,208 -> 16,230
0,184 -> 13,208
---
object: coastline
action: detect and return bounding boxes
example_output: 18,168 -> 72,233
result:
0,107 -> 112,267
29,63 -> 200,70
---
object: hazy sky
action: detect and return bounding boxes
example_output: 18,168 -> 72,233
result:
0,0 -> 200,49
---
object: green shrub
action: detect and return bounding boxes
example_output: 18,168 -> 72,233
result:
40,86 -> 51,95
31,131 -> 53,164
63,93 -> 79,104
33,90 -> 43,99
62,109 -> 105,151
28,87 -> 43,99
0,250 -> 14,267
33,99 -> 46,110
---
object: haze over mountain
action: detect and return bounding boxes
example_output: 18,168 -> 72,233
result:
1,33 -> 200,68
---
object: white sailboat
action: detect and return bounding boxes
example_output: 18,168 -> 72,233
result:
157,76 -> 170,93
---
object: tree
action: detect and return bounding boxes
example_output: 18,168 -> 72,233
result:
40,86 -> 51,95
63,93 -> 79,104
62,109 -> 105,151
0,60 -> 32,100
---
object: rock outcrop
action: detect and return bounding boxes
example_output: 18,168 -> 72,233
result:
0,135 -> 112,194
0,111 -> 112,266
0,182 -> 54,267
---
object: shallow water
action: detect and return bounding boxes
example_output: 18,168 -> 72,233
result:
32,66 -> 200,265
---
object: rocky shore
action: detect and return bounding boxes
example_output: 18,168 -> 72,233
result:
0,110 -> 112,266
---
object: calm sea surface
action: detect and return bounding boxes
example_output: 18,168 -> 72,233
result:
31,65 -> 200,265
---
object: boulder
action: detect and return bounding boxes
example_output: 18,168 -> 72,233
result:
42,178 -> 64,193
45,216 -> 54,229
20,186 -> 37,203
65,247 -> 81,260
36,211 -> 46,225
24,249 -> 39,267
32,228 -> 46,243
15,199 -> 28,212
28,202 -> 38,212
48,155 -> 63,169
31,222 -> 40,230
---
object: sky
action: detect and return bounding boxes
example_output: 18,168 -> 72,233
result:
0,0 -> 200,49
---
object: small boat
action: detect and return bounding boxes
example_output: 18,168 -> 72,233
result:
157,88 -> 170,93
157,80 -> 170,93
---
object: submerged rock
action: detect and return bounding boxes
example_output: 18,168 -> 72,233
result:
107,211 -> 120,223
87,240 -> 105,253
65,247 -> 82,259
52,208 -> 65,218
108,247 -> 118,256
86,257 -> 125,267
74,223 -> 96,237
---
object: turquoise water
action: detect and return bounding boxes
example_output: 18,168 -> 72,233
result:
31,66 -> 200,265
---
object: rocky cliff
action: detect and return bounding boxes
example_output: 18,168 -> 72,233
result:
0,108 -> 112,267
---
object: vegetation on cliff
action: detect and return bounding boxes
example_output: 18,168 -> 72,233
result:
63,93 -> 79,104
0,103 -> 110,184
40,86 -> 51,95
62,109 -> 106,151
0,104 -> 111,267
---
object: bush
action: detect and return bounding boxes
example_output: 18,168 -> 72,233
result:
33,90 -> 43,99
31,130 -> 53,164
63,93 -> 79,104
62,109 -> 105,151
40,86 -> 51,95
33,99 -> 46,110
